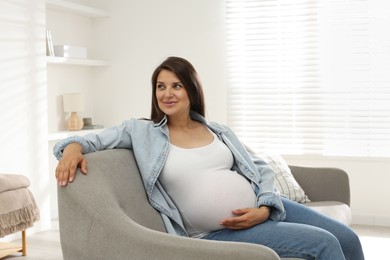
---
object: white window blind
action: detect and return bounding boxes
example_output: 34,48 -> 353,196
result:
226,0 -> 390,157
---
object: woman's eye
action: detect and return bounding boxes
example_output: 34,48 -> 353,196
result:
157,84 -> 165,90
173,84 -> 182,89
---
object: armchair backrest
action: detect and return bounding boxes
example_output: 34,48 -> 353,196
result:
289,165 -> 351,206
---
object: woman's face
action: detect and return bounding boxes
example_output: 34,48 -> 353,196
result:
156,70 -> 191,119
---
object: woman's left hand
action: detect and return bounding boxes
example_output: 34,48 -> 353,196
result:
220,206 -> 271,229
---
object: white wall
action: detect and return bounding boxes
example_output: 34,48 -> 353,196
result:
0,0 -> 51,241
91,0 -> 228,127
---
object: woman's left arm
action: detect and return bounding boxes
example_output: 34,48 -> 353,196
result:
219,151 -> 284,229
214,123 -> 286,222
220,151 -> 285,229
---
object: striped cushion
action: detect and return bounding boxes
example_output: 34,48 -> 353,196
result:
260,153 -> 310,203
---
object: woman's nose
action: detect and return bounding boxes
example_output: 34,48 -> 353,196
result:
165,87 -> 173,97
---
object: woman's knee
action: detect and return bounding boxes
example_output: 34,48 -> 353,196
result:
273,228 -> 345,259
321,230 -> 343,248
313,230 -> 345,259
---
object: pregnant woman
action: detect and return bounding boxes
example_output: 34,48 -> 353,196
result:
54,57 -> 364,260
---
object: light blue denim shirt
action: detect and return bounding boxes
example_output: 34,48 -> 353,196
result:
54,112 -> 286,237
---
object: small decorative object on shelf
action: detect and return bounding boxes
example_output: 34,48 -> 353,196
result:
83,117 -> 92,126
62,93 -> 84,131
54,45 -> 87,59
82,117 -> 104,130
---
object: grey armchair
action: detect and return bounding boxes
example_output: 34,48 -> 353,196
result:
58,149 -> 351,260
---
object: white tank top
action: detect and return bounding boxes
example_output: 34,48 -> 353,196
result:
159,131 -> 256,237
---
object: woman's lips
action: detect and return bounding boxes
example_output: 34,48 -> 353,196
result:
163,101 -> 177,106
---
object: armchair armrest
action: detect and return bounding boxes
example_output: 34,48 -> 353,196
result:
289,165 -> 350,206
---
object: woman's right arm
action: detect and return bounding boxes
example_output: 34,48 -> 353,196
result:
54,121 -> 134,186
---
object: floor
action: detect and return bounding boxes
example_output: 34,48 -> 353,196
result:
353,225 -> 390,259
1,223 -> 389,259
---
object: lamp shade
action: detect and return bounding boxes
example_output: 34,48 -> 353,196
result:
62,93 -> 84,112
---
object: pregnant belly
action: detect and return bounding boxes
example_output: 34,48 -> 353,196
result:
178,171 -> 256,233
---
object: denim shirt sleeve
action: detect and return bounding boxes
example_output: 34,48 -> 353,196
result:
53,120 -> 134,160
247,150 -> 286,221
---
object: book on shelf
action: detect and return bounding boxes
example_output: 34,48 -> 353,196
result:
46,29 -> 55,57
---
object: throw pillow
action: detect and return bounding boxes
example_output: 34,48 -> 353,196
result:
260,152 -> 311,203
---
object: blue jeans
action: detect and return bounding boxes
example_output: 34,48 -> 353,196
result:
201,198 -> 364,260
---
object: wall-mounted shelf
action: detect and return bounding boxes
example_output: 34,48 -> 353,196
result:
45,1 -> 110,67
46,56 -> 110,67
48,128 -> 106,142
46,0 -> 110,18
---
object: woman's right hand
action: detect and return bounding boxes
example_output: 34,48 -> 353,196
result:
55,143 -> 88,186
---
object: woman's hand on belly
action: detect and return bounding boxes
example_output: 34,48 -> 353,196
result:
219,206 -> 271,230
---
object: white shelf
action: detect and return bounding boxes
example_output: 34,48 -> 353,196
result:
46,0 -> 110,18
46,56 -> 110,66
48,128 -> 106,142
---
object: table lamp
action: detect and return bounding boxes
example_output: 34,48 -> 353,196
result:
62,93 -> 84,131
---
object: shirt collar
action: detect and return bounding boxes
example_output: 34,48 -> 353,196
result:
153,111 -> 226,134
154,115 -> 168,127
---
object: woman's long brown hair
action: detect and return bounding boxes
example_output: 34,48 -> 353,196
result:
150,57 -> 205,123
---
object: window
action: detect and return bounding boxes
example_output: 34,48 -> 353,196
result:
226,0 -> 390,157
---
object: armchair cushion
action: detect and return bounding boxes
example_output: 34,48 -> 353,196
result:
303,201 -> 352,226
